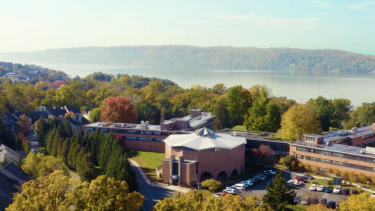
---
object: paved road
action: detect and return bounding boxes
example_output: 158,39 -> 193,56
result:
239,171 -> 347,204
28,131 -> 40,151
133,166 -> 176,211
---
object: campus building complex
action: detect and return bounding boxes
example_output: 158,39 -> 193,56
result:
290,124 -> 375,176
161,128 -> 247,185
82,109 -> 215,152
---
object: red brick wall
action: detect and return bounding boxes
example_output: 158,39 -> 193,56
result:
162,160 -> 170,183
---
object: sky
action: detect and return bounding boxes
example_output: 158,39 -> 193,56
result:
0,0 -> 374,55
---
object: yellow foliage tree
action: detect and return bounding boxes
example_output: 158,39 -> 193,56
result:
348,172 -> 358,183
281,104 -> 322,141
339,193 -> 375,211
358,173 -> 368,184
6,170 -> 77,211
305,204 -> 332,211
201,179 -> 222,192
73,175 -> 144,211
21,152 -> 69,177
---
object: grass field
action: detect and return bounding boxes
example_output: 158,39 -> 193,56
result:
128,151 -> 165,182
232,125 -> 247,130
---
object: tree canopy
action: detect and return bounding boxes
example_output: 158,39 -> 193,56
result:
263,171 -> 296,210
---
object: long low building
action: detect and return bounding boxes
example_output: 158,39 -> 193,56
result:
82,109 -> 215,152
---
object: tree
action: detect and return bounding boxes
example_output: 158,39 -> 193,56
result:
305,204 -> 332,211
73,175 -> 144,211
17,115 -> 30,136
201,179 -> 222,192
244,89 -> 281,132
212,97 -> 231,130
307,96 -> 334,131
22,152 -> 69,177
6,170 -> 77,211
283,155 -> 297,170
226,85 -> 243,126
358,173 -> 368,184
258,144 -> 276,166
88,107 -> 101,122
100,96 -> 137,123
339,192 -> 375,211
263,171 -> 296,211
348,172 -> 358,183
34,116 -> 48,147
332,98 -> 351,127
281,104 -> 322,141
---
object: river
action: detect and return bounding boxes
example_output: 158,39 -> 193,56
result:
9,61 -> 375,106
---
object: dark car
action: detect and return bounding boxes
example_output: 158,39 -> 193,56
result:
325,186 -> 333,193
311,198 -> 319,205
320,198 -> 327,205
294,196 -> 301,204
350,190 -> 359,195
327,201 -> 336,209
359,190 -> 364,194
342,188 -> 350,195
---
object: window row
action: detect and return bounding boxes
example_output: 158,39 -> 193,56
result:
124,136 -> 164,142
296,146 -> 375,163
86,127 -> 170,136
296,154 -> 375,172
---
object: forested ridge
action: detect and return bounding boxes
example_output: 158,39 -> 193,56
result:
1,45 -> 375,71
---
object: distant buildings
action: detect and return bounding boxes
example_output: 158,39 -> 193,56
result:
82,109 -> 215,153
0,62 -> 13,71
2,72 -> 30,82
161,128 -> 246,185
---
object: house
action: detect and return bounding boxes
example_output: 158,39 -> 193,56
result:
0,144 -> 21,165
0,163 -> 33,210
2,112 -> 32,132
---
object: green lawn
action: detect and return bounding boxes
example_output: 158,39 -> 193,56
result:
128,151 -> 165,182
232,125 -> 247,130
288,204 -> 306,211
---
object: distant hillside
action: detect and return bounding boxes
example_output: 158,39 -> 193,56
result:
1,46 -> 375,72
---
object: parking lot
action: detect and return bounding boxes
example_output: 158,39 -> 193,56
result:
235,170 -> 348,205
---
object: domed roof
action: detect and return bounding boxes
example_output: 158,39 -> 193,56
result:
163,128 -> 246,151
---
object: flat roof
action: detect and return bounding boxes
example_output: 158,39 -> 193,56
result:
84,122 -> 162,131
218,130 -> 290,145
320,125 -> 375,143
291,140 -> 375,158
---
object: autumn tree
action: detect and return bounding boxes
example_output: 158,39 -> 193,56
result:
339,193 -> 375,211
100,96 -> 137,123
251,144 -> 276,167
6,170 -> 77,211
16,115 -> 30,136
281,104 -> 322,141
263,171 -> 296,210
88,107 -> 101,122
22,152 -> 69,177
73,175 -> 144,211
284,155 -> 297,170
201,179 -> 222,192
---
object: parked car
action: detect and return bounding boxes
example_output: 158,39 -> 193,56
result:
213,192 -> 226,197
287,182 -> 296,189
311,198 -> 319,205
294,176 -> 307,183
301,174 -> 314,181
371,192 -> 375,198
267,170 -> 276,175
256,201 -> 264,206
256,175 -> 266,180
294,196 -> 301,204
359,190 -> 364,194
296,181 -> 305,186
326,201 -> 336,209
240,180 -> 253,186
263,171 -> 272,176
309,184 -> 318,191
259,173 -> 268,178
252,177 -> 262,182
301,195 -> 310,205
325,186 -> 333,193
349,190 -> 359,195
317,185 -> 326,192
320,198 -> 327,205
341,188 -> 350,195
233,183 -> 247,190
223,189 -> 239,194
333,185 -> 342,194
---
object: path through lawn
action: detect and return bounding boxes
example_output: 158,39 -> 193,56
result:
129,151 -> 165,182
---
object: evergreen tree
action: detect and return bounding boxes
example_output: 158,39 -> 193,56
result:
34,115 -> 48,147
263,171 -> 296,211
63,119 -> 73,138
212,97 -> 230,130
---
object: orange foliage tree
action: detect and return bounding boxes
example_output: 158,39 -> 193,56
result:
100,97 -> 137,123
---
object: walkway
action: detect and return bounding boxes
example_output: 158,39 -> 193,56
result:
129,159 -> 190,211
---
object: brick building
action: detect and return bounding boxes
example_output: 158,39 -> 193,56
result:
290,124 -> 375,176
161,128 -> 246,185
82,109 -> 214,152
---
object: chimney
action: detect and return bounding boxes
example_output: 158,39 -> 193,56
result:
297,132 -> 301,140
160,118 -> 164,130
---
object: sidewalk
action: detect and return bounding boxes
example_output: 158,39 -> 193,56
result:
129,159 -> 191,194
278,167 -> 374,193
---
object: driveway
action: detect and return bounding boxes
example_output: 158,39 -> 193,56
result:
28,131 -> 40,151
132,165 -> 177,211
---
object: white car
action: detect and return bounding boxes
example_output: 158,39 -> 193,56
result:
240,180 -> 253,186
333,185 -> 342,194
317,185 -> 326,192
224,189 -> 239,194
371,192 -> 375,198
256,201 -> 264,206
309,184 -> 318,191
267,170 -> 276,175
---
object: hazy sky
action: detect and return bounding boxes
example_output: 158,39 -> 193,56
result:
1,0 -> 374,55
